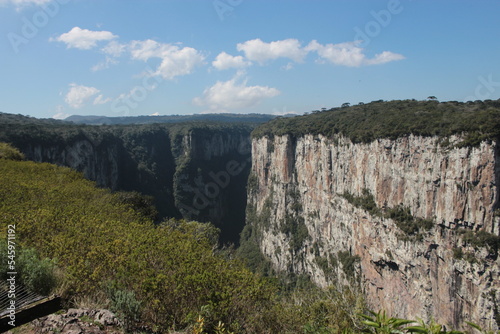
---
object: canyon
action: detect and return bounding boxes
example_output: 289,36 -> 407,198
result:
2,100 -> 499,330
0,118 -> 253,244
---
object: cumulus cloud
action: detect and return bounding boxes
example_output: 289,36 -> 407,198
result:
306,40 -> 404,67
102,40 -> 127,57
212,52 -> 251,70
51,27 -> 117,50
129,39 -> 205,79
65,83 -> 101,108
236,38 -> 308,64
193,73 -> 280,112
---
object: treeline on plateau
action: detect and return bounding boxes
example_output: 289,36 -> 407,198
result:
252,99 -> 500,146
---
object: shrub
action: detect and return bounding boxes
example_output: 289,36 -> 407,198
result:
0,241 -> 58,295
0,142 -> 25,160
460,230 -> 500,257
338,251 -> 360,280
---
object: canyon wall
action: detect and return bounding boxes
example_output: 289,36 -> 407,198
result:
246,134 -> 500,329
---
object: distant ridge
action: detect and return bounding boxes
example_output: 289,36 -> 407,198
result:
66,113 -> 281,125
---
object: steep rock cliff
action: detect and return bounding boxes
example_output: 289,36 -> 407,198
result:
172,126 -> 252,243
246,134 -> 500,329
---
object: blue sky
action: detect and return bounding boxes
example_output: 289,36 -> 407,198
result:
1,0 -> 499,119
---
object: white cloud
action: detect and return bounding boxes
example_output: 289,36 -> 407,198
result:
364,50 -> 406,65
93,94 -> 111,105
193,73 -> 280,112
236,38 -> 308,64
91,56 -> 119,72
281,62 -> 294,71
0,0 -> 51,8
102,40 -> 127,57
51,27 -> 117,50
52,112 -> 70,119
129,39 -> 205,80
129,39 -> 162,61
90,41 -> 126,71
306,40 -> 404,67
65,83 -> 100,108
212,52 -> 251,70
51,105 -> 69,119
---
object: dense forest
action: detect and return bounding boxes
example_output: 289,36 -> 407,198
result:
252,99 -> 500,146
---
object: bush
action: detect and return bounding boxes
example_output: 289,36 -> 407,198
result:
341,189 -> 381,217
0,241 -> 58,295
338,251 -> 360,280
106,284 -> 142,333
384,205 -> 433,240
460,230 -> 500,257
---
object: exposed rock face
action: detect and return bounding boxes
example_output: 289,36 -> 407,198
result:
173,128 -> 252,243
247,134 -> 500,329
29,309 -> 121,334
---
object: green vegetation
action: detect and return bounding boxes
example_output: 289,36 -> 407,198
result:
359,310 -> 473,334
281,215 -> 309,252
0,149 -> 270,332
1,122 -> 498,333
341,189 -> 381,217
386,205 -> 434,240
0,142 -> 25,160
341,189 -> 434,240
337,251 -> 361,280
252,99 -> 500,146
459,230 -> 500,258
0,241 -> 58,295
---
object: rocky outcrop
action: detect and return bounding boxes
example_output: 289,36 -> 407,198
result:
28,309 -> 121,334
246,134 -> 500,329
